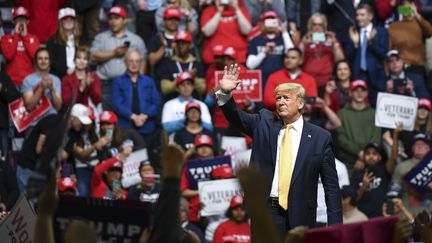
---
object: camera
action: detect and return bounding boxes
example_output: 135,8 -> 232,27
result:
124,41 -> 130,48
220,0 -> 229,5
305,96 -> 316,104
386,183 -> 401,215
264,19 -> 279,28
312,32 -> 326,42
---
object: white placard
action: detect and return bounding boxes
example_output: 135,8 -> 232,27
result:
375,92 -> 418,131
221,136 -> 247,155
121,148 -> 149,188
198,179 -> 243,216
232,149 -> 252,174
0,194 -> 36,243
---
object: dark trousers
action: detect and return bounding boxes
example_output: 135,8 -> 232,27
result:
252,198 -> 290,242
135,10 -> 157,47
358,70 -> 378,107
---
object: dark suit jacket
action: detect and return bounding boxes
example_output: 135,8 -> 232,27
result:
220,97 -> 342,228
345,24 -> 388,101
46,37 -> 69,79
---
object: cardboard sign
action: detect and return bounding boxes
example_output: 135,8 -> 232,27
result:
54,196 -> 150,243
215,70 -> 262,102
375,93 -> 418,131
121,149 -> 149,188
198,178 -> 243,216
9,93 -> 52,133
186,155 -> 231,190
0,194 -> 36,243
221,136 -> 247,155
231,149 -> 252,174
403,150 -> 432,195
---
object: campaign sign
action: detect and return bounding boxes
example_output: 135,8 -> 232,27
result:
54,196 -> 150,243
403,150 -> 432,195
198,179 -> 243,216
186,155 -> 231,190
9,93 -> 52,133
375,92 -> 418,131
215,70 -> 262,102
221,136 -> 247,155
121,149 -> 149,188
231,149 -> 252,174
0,194 -> 36,243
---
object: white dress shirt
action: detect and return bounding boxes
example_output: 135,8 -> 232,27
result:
269,116 -> 303,197
66,34 -> 75,70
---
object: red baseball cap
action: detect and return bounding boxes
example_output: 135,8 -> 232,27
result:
99,111 -> 118,123
195,134 -> 213,147
260,11 -> 278,21
58,177 -> 77,192
211,165 -> 234,179
163,6 -> 182,19
223,46 -> 237,60
109,5 -> 127,18
13,6 -> 29,20
418,98 -> 431,110
186,101 -> 201,112
175,30 -> 192,42
229,195 -> 244,208
109,161 -> 123,172
212,45 -> 225,57
176,72 -> 193,86
350,80 -> 368,91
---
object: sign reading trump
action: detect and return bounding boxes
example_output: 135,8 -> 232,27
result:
185,156 -> 231,190
403,151 -> 432,195
215,70 -> 262,102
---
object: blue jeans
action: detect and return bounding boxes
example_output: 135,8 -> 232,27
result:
76,167 -> 93,197
16,165 -> 33,193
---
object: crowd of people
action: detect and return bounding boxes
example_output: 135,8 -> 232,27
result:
1,0 -> 432,242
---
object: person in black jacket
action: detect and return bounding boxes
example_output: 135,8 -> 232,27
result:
46,8 -> 81,79
0,159 -> 20,212
0,71 -> 20,161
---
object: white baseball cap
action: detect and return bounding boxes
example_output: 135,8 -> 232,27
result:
59,7 -> 76,20
71,104 -> 92,125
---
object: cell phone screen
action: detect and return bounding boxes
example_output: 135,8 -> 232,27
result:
312,32 -> 326,42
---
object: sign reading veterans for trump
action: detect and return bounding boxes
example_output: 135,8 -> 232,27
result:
121,149 -> 149,188
54,196 -> 150,243
403,151 -> 432,195
9,93 -> 52,133
375,92 -> 418,131
215,70 -> 262,102
186,155 -> 231,190
0,194 -> 36,243
198,179 -> 243,216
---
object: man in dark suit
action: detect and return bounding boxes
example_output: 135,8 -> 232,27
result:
344,3 -> 388,106
216,64 -> 342,238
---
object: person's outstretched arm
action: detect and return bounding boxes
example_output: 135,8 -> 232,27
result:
148,140 -> 185,243
34,175 -> 58,243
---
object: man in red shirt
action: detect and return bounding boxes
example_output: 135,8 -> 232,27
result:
213,195 -> 251,243
263,47 -> 317,112
0,6 -> 40,87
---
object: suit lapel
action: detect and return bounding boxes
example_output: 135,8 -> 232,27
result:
291,122 -> 312,186
270,117 -> 283,167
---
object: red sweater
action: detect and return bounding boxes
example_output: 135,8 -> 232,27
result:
91,157 -> 127,199
263,69 -> 317,111
62,72 -> 102,108
13,0 -> 66,43
213,220 -> 251,243
200,6 -> 251,64
0,33 -> 39,86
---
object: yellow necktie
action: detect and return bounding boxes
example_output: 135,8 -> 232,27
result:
279,124 -> 293,210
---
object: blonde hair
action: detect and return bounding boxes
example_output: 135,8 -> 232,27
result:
274,83 -> 306,114
54,17 -> 80,46
307,13 -> 328,31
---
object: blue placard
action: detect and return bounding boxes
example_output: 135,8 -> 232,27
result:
403,150 -> 432,195
186,155 -> 232,190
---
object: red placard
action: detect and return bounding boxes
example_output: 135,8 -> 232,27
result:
215,70 -> 262,102
8,93 -> 52,133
